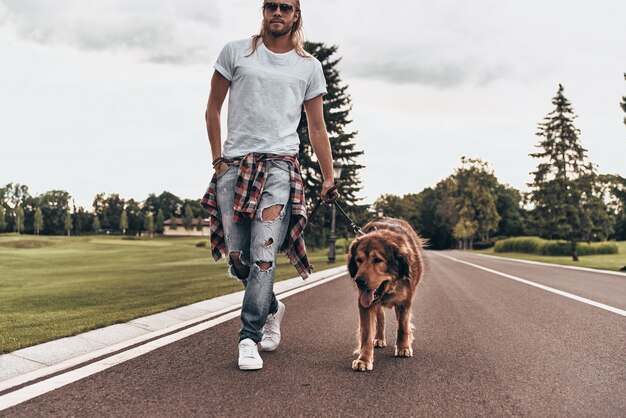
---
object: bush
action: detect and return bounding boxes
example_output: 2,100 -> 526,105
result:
495,237 -> 618,256
473,239 -> 496,250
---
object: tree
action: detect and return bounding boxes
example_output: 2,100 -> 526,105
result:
119,209 -> 128,235
156,209 -> 165,234
495,185 -> 525,237
34,207 -> 43,235
0,205 -> 6,232
93,193 -> 124,233
144,192 -> 182,222
297,42 -> 364,248
93,215 -> 101,234
14,206 -> 24,234
453,215 -> 478,250
38,190 -> 72,235
621,73 -> 626,126
528,84 -> 599,261
452,157 -> 500,244
64,210 -> 73,236
183,204 -> 194,230
143,212 -> 155,238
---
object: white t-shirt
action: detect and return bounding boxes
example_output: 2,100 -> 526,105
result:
214,38 -> 327,159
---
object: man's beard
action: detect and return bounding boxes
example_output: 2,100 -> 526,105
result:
266,22 -> 293,39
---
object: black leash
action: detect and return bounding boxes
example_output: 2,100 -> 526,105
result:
307,185 -> 363,236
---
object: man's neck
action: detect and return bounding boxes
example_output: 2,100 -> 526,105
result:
262,33 -> 294,54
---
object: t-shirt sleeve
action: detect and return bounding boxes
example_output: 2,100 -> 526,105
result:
214,42 -> 234,81
304,60 -> 327,101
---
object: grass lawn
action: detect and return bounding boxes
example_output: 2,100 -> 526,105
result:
0,234 -> 346,354
475,241 -> 626,273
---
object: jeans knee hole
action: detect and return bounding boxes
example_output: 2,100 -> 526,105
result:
261,205 -> 284,223
255,261 -> 273,271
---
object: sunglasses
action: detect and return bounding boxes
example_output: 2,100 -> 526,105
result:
263,2 -> 296,14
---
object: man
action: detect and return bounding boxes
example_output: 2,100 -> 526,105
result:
201,0 -> 337,371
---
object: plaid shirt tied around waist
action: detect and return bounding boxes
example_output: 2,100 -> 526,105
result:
200,153 -> 312,279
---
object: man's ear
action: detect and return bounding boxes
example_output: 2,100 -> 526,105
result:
347,239 -> 360,278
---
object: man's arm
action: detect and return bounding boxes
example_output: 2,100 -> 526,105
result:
303,95 -> 335,199
205,70 -> 230,172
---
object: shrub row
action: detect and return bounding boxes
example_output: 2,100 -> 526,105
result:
494,237 -> 619,256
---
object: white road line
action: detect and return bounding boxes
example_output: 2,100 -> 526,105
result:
433,252 -> 626,318
0,271 -> 348,412
470,251 -> 626,277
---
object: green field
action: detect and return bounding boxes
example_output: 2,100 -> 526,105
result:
0,234 -> 346,354
476,241 -> 626,272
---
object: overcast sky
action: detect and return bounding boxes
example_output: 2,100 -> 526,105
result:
1,0 -> 625,209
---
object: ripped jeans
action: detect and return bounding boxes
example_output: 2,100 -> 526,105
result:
216,159 -> 292,343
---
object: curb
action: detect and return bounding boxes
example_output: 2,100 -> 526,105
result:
0,266 -> 348,387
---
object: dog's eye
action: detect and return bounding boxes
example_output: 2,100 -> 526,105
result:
373,258 -> 383,264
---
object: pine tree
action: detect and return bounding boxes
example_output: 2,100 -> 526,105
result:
34,207 -> 43,235
297,42 -> 364,247
621,73 -> 626,126
528,84 -> 597,261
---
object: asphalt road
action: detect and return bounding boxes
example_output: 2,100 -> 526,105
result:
3,251 -> 626,417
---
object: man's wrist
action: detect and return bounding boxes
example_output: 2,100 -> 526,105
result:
212,157 -> 223,169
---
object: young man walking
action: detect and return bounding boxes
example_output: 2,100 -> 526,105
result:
201,0 -> 337,370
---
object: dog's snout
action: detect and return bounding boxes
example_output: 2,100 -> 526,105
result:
355,276 -> 367,290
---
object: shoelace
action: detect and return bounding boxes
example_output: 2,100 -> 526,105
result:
263,314 -> 275,335
240,342 -> 257,358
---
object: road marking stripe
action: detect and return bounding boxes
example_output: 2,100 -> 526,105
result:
0,271 -> 348,411
434,252 -> 626,318
471,252 -> 626,277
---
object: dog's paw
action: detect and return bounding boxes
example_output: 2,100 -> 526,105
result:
373,339 -> 387,348
352,359 -> 373,372
394,346 -> 413,357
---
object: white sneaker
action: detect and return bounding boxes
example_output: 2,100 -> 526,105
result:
238,338 -> 263,370
259,301 -> 285,352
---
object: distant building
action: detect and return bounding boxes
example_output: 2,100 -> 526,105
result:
163,218 -> 210,237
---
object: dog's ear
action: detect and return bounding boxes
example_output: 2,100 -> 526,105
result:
393,244 -> 411,280
347,239 -> 360,278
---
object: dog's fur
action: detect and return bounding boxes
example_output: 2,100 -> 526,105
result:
347,217 -> 424,371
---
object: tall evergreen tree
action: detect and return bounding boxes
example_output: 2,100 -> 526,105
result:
297,42 -> 364,247
528,84 -> 597,261
34,207 -> 43,235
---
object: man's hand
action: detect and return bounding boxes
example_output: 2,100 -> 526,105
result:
215,161 -> 229,176
321,181 -> 339,204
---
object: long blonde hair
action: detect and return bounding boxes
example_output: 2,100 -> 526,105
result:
248,1 -> 308,58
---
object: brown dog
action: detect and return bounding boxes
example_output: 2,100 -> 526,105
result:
347,217 -> 424,371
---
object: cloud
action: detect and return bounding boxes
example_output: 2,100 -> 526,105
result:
0,0 -> 223,64
345,48 -> 512,88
